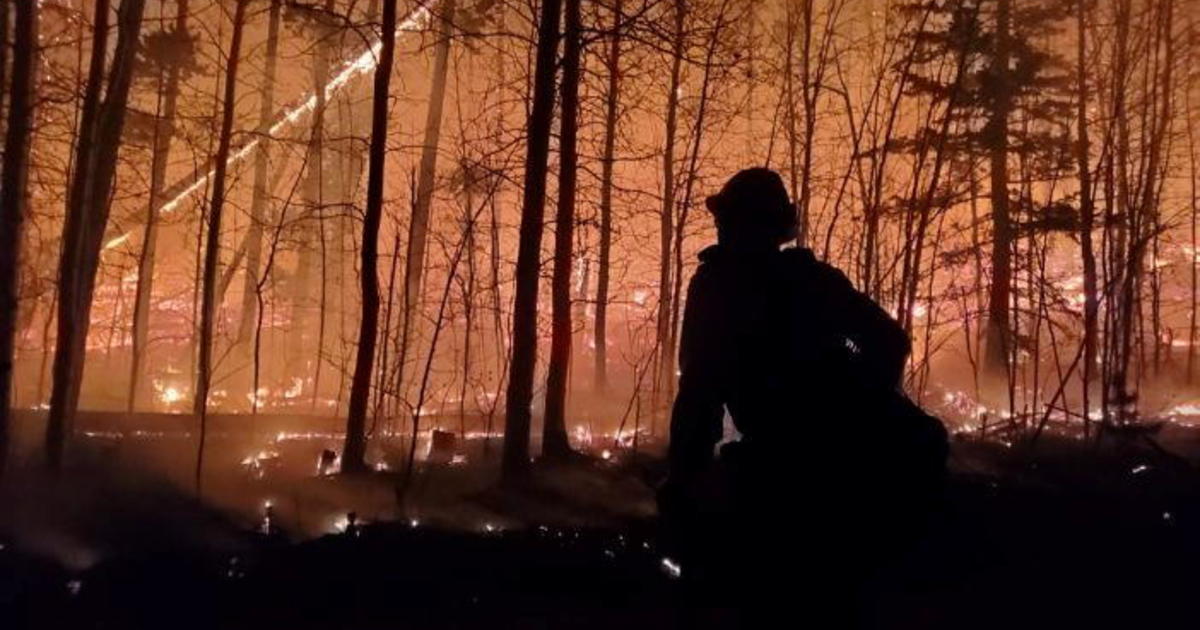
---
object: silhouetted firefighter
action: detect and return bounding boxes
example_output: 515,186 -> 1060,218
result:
660,168 -> 947,620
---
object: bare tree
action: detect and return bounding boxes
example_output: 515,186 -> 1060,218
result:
0,0 -> 38,474
46,0 -> 147,471
238,0 -> 281,345
593,0 -> 623,395
1075,0 -> 1099,435
128,0 -> 194,411
982,0 -> 1014,381
397,0 -> 458,401
543,0 -> 583,460
501,0 -> 562,480
194,0 -> 249,492
656,0 -> 684,414
342,0 -> 400,474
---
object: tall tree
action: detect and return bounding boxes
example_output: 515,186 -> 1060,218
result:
0,0 -> 8,124
1074,0 -> 1099,434
543,0 -> 582,460
0,0 -> 38,474
290,0 -> 337,390
593,0 -> 622,395
342,0 -> 399,473
1108,0 -> 1175,423
657,0 -> 684,413
899,0 -> 1067,392
501,0 -> 562,479
982,0 -> 1014,381
46,0 -> 147,471
128,0 -> 195,410
194,0 -> 248,492
397,0 -> 458,400
238,0 -> 281,344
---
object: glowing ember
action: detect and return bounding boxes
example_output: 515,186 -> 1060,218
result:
282,377 -> 304,400
241,449 -> 281,479
329,512 -> 362,535
660,557 -> 682,579
158,386 -> 184,405
1166,403 -> 1200,416
571,425 -> 594,449
260,500 -> 275,535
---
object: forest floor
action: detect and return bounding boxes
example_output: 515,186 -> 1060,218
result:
2,418 -> 1200,628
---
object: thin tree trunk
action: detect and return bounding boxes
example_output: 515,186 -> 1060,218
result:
543,0 -> 582,460
797,0 -> 814,246
47,0 -> 146,472
397,0 -> 457,401
290,2 -> 334,387
310,0 -> 336,408
1187,14 -> 1198,384
0,0 -> 37,475
250,144 -> 308,416
656,0 -> 684,415
501,0 -> 562,480
1075,0 -> 1098,433
129,0 -> 191,411
458,180 -> 477,438
342,0 -> 399,474
239,0 -> 280,344
784,0 -> 798,229
668,2 -> 727,405
0,0 -> 8,124
48,0 -> 111,471
372,230 -> 400,423
594,0 -> 622,396
194,0 -> 248,493
983,0 -> 1013,384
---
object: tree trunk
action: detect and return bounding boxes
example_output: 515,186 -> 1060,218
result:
343,0 -> 399,474
1075,0 -> 1099,435
784,0 -> 798,234
47,0 -> 146,472
1115,0 -> 1174,421
0,0 -> 37,475
1188,13 -> 1199,385
397,0 -> 457,401
238,0 -> 280,344
593,0 -> 622,396
0,0 -> 8,124
543,0 -> 582,460
129,0 -> 191,411
501,0 -> 562,480
458,176 -> 477,438
667,3 -> 726,428
290,2 -> 335,387
982,0 -> 1013,385
194,0 -> 247,493
656,0 -> 684,414
797,0 -> 814,246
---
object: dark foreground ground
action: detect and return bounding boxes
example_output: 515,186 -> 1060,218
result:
3,426 -> 1200,629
